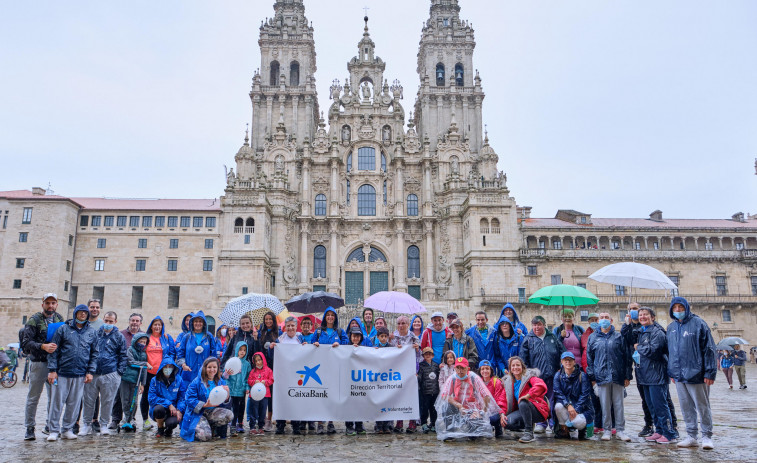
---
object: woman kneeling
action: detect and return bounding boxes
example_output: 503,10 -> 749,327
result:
180,358 -> 234,441
501,356 -> 550,443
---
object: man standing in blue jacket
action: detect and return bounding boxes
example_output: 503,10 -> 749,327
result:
667,297 -> 716,450
465,311 -> 491,363
45,305 -> 99,441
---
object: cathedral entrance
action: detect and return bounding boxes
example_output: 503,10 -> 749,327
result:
344,246 -> 391,305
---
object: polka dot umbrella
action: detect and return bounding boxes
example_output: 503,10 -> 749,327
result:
219,293 -> 286,328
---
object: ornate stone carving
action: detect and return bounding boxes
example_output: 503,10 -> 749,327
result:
312,176 -> 329,193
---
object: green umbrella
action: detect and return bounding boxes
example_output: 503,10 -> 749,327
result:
528,284 -> 600,307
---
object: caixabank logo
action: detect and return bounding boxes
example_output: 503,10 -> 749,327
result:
288,364 -> 328,398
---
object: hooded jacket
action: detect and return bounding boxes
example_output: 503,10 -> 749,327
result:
502,368 -> 550,421
247,352 -> 273,398
635,322 -> 668,386
347,317 -> 374,347
226,341 -> 252,397
94,324 -> 127,376
499,304 -> 528,336
483,376 -> 507,410
410,315 -> 425,338
586,325 -> 632,386
220,325 -> 260,367
174,312 -> 194,349
145,316 -> 176,371
443,331 -> 479,369
553,366 -> 594,424
176,311 -> 218,383
521,329 -> 565,381
148,358 -> 187,420
487,315 -> 524,376
123,332 -> 150,384
666,297 -> 717,384
420,326 -> 453,365
465,322 -> 492,361
21,310 -> 65,362
47,305 -> 99,378
181,370 -> 228,442
215,324 -> 230,357
361,308 -> 376,340
314,307 -> 348,345
298,314 -> 318,344
418,358 -> 441,396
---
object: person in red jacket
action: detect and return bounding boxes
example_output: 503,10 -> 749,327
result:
246,353 -> 273,435
501,356 -> 550,443
479,360 -> 507,437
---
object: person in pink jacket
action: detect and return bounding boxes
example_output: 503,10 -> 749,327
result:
246,352 -> 273,435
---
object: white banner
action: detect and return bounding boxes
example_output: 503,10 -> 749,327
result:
272,344 -> 419,421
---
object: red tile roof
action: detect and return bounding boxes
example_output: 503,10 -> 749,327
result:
522,218 -> 757,230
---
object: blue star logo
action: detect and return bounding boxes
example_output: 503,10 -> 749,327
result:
296,364 -> 322,386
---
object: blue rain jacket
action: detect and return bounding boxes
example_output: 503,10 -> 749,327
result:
148,358 -> 187,420
667,297 -> 717,384
635,322 -> 668,386
314,307 -> 348,345
521,329 -> 565,381
47,305 -> 99,378
499,303 -> 528,336
94,324 -> 127,376
586,325 -> 631,386
487,315 -> 524,376
177,311 -> 219,383
553,366 -> 594,424
180,374 -> 228,442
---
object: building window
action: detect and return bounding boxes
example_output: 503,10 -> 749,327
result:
242,287 -> 248,295
454,63 -> 464,86
369,247 -> 387,262
716,276 -> 727,296
383,181 -> 387,206
92,286 -> 104,306
138,238 -> 147,249
64,281 -> 69,291
577,283 -> 587,289
653,241 -> 659,250
16,258 -> 25,268
358,184 -> 376,216
269,60 -> 280,86
580,216 -> 587,224
155,216 -> 165,227
129,216 -> 139,227
168,286 -> 180,308
704,242 -> 713,250
553,240 -> 562,250
80,216 -> 89,227
480,218 -> 489,234
580,310 -> 589,322
408,285 -> 421,300
722,309 -> 732,322
13,279 -> 22,289
95,259 -> 105,271
611,241 -> 620,250
668,275 -> 679,296
551,274 -> 562,285
313,245 -> 327,278
193,217 -> 203,228
407,194 -> 419,216
527,265 -> 537,276
205,217 -> 216,228
736,242 -> 744,250
22,207 -> 33,224
436,62 -> 445,86
91,215 -> 101,227
407,245 -> 420,278
518,287 -> 526,303
136,259 -> 146,272
381,153 -> 387,172
346,153 -> 352,172
169,239 -> 179,249
180,216 -> 191,227
142,216 -> 152,227
491,218 -> 500,234
290,61 -> 300,86
358,147 -> 376,170
634,242 -> 641,250
205,239 -> 214,249
751,276 -> 757,296
117,216 -> 127,227
271,275 -> 276,289
167,259 -> 177,272
618,309 -> 628,320
615,285 -> 626,296
315,194 -> 327,216
68,235 -> 73,246
66,260 -> 71,272
346,180 -> 351,204
19,232 -> 28,242
244,235 -> 250,244
104,216 -> 114,227
2,214 -> 6,229
347,248 -> 365,263
168,216 -> 178,227
97,238 -> 106,248
131,286 -> 143,309
203,259 -> 213,271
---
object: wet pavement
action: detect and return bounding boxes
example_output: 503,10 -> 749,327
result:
3,364 -> 755,463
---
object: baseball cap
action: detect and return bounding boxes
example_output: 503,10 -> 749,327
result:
43,293 -> 58,301
349,326 -> 363,335
447,312 -> 458,319
449,318 -> 463,328
588,312 -> 600,319
421,347 -> 434,355
479,359 -> 492,369
454,357 -> 469,368
561,351 -> 576,360
431,311 -> 444,320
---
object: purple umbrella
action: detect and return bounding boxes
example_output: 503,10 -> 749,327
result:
363,291 -> 427,314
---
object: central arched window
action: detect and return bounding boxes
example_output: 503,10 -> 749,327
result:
369,247 -> 387,262
358,184 -> 376,216
290,61 -> 300,86
313,245 -> 327,278
407,194 -> 419,216
358,147 -> 376,170
436,63 -> 445,87
314,194 -> 327,216
455,63 -> 464,87
407,245 -> 420,278
270,61 -> 280,86
347,248 -> 365,262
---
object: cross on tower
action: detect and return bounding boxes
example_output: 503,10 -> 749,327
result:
363,6 -> 369,16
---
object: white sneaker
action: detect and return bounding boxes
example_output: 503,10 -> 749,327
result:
99,427 -> 111,436
143,418 -> 153,431
601,430 -> 612,441
616,431 -> 631,442
701,437 -> 714,450
77,425 -> 91,436
533,424 -> 546,434
61,430 -> 78,440
46,432 -> 59,442
677,436 -> 698,447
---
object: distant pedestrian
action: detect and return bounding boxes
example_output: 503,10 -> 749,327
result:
719,351 -> 734,389
732,344 -> 747,390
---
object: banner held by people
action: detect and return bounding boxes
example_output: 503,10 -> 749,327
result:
272,344 -> 419,421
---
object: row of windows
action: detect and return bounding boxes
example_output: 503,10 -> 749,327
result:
539,240 -> 747,251
93,258 -> 214,272
95,238 -> 214,249
269,60 -> 300,87
480,218 -> 501,234
81,215 -> 216,229
313,193 -> 418,217
18,231 -> 73,245
435,62 -> 465,87
346,147 -> 386,172
314,245 -> 421,279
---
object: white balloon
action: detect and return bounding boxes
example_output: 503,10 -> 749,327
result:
225,357 -> 242,375
250,382 -> 267,401
207,386 -> 228,406
194,346 -> 204,354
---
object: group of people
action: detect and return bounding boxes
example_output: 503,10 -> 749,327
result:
18,292 -> 721,449
718,344 -> 748,390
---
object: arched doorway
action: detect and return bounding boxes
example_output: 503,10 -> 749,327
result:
344,246 -> 390,305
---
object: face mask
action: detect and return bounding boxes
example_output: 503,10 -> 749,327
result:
629,310 -> 639,320
76,318 -> 87,325
632,350 -> 640,365
456,373 -> 468,380
103,323 -> 115,331
162,366 -> 174,376
136,343 -> 146,351
673,311 -> 685,320
598,319 -> 611,330
220,329 -> 227,336
589,322 -> 599,331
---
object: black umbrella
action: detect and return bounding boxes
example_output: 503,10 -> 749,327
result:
285,291 -> 345,314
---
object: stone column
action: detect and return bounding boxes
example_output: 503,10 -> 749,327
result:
292,95 -> 299,137
299,221 -> 310,289
301,158 -> 311,216
395,158 -> 404,216
422,159 -> 432,216
329,157 -> 340,216
424,220 -> 435,294
328,221 -> 340,293
395,223 -> 407,292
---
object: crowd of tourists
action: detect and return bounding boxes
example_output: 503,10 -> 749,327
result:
17,292 -> 721,449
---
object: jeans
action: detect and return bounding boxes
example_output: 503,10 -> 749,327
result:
538,376 -> 555,427
504,400 -> 542,432
248,397 -> 267,429
642,384 -> 675,440
47,376 -> 85,434
24,361 -> 52,428
675,382 -> 712,439
722,367 -> 734,386
419,392 -> 438,427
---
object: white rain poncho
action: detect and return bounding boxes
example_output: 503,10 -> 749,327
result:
435,371 -> 501,440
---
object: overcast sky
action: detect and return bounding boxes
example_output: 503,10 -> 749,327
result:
1,0 -> 755,219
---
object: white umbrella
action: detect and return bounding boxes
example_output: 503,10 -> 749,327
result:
589,262 -> 677,290
219,293 -> 286,328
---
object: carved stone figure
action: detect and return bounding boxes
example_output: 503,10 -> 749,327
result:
342,125 -> 351,142
361,82 -> 371,100
226,167 -> 235,185
382,126 -> 391,143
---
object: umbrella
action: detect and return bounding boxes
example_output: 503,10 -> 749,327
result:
719,337 -> 749,346
285,291 -> 345,314
715,341 -> 735,351
528,285 -> 599,307
589,262 -> 677,290
363,291 -> 427,314
219,293 -> 286,328
6,343 -> 19,349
